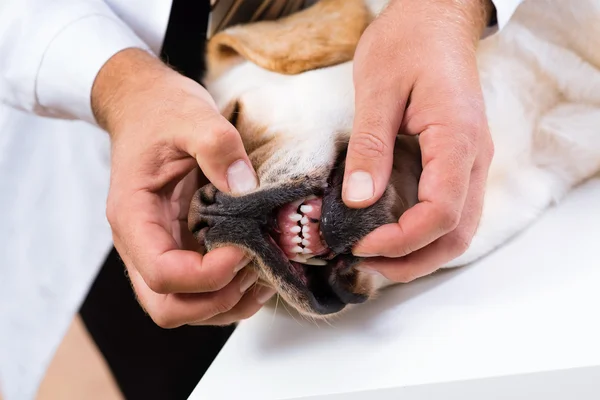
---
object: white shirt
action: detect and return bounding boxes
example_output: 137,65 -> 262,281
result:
0,1 -> 523,399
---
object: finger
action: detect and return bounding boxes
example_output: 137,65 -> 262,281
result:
359,155 -> 490,281
190,284 -> 277,326
353,125 -> 476,257
130,266 -> 259,328
174,98 -> 258,196
115,191 -> 250,294
342,56 -> 410,209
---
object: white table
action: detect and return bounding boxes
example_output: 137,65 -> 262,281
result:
190,176 -> 600,400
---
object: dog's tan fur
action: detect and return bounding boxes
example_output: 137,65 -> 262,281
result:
207,0 -> 371,79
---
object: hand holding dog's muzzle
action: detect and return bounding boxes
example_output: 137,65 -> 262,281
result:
344,0 -> 495,281
92,48 -> 275,328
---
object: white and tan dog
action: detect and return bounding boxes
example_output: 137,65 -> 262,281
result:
189,0 -> 600,318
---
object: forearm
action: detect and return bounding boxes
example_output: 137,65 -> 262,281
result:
0,0 -> 150,124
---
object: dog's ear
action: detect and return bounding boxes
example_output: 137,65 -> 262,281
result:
206,0 -> 371,79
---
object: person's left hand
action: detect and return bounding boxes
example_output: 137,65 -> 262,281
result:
342,0 -> 495,282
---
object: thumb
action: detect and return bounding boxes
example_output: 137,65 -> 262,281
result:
192,112 -> 258,195
343,83 -> 407,209
176,82 -> 258,195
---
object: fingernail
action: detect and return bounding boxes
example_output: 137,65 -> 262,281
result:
227,160 -> 258,195
346,171 -> 374,202
256,286 -> 277,304
356,266 -> 385,278
240,270 -> 258,293
234,257 -> 251,273
353,250 -> 379,257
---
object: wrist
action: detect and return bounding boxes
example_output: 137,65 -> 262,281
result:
387,0 -> 493,48
91,48 -> 174,133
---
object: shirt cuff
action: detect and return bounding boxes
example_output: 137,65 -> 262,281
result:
36,15 -> 151,125
490,0 -> 523,30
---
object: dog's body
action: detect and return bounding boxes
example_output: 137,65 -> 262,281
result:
189,0 -> 600,318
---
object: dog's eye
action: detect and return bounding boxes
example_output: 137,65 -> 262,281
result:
228,101 -> 241,128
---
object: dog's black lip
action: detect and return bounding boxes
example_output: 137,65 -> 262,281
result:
288,254 -> 366,315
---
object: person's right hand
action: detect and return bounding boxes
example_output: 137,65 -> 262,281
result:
91,48 -> 276,328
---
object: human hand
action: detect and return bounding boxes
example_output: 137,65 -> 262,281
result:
342,0 -> 495,282
92,48 -> 275,327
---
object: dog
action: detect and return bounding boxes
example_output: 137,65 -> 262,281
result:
188,0 -> 600,318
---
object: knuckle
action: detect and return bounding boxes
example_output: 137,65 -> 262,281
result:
436,205 -> 461,232
350,130 -> 389,160
483,137 -> 495,162
236,305 -> 259,321
201,274 -> 223,292
212,296 -> 237,316
105,195 -> 120,228
453,134 -> 478,159
393,268 -> 421,284
202,119 -> 239,154
447,230 -> 472,256
144,269 -> 170,294
150,309 -> 180,329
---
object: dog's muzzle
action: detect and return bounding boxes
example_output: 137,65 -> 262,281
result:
188,154 -> 395,315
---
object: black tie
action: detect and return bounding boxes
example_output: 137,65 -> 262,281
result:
160,0 -> 211,83
160,1 -> 314,83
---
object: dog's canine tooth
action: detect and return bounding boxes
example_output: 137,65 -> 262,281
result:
292,236 -> 302,244
292,198 -> 305,208
290,255 -> 308,264
289,213 -> 303,222
290,226 -> 301,233
300,216 -> 309,225
300,205 -> 313,213
292,246 -> 304,253
302,257 -> 327,266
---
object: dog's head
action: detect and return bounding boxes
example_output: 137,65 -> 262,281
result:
189,0 -> 422,318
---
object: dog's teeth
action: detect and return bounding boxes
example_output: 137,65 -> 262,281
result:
290,226 -> 301,233
302,225 -> 310,234
292,236 -> 302,244
301,239 -> 310,246
291,198 -> 305,208
303,233 -> 311,239
292,246 -> 304,253
289,213 -> 303,222
290,255 -> 308,263
302,248 -> 313,254
300,205 -> 313,213
303,257 -> 327,266
300,216 -> 309,225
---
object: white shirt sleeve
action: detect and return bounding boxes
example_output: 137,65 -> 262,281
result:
491,0 -> 524,30
0,0 -> 152,125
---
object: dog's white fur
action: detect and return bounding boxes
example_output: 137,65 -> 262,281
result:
206,0 -> 600,290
